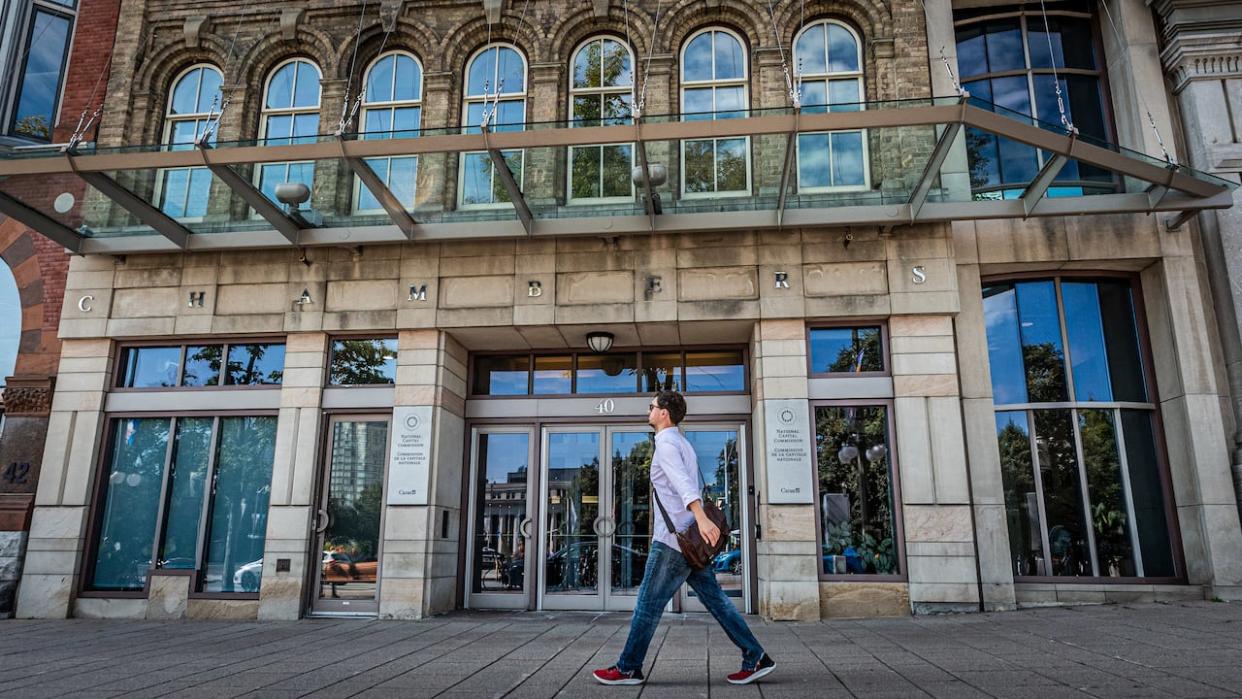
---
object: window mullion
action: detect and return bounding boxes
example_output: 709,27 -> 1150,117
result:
1111,408 -> 1145,577
1054,278 -> 1076,403
195,415 -> 222,588
1069,407 -> 1101,576
150,416 -> 179,573
1027,408 -> 1055,576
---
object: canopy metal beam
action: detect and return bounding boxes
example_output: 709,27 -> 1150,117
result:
634,130 -> 658,231
776,131 -> 798,228
481,125 -> 534,235
0,190 -> 83,252
72,170 -> 190,248
1021,153 -> 1069,217
338,139 -> 418,239
198,145 -> 300,244
908,118 -> 964,223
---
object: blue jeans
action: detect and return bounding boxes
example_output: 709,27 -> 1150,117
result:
617,541 -> 764,673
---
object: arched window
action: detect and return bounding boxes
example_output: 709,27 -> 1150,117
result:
568,36 -> 634,202
794,20 -> 868,192
257,59 -> 321,206
158,65 -> 223,219
680,28 -> 749,196
460,44 -> 526,207
356,51 -> 423,213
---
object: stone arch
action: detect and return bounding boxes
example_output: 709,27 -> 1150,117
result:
546,5 -> 657,63
333,16 -> 442,81
771,0 -> 893,45
660,0 -> 768,56
236,27 -> 338,90
440,14 -> 543,80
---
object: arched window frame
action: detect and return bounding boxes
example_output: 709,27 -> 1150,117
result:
793,19 -> 870,194
679,27 -> 751,198
353,50 -> 424,215
255,57 -> 322,212
458,42 -> 527,209
567,35 -> 635,204
156,64 -> 223,221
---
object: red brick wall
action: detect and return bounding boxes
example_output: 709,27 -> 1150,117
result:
52,0 -> 122,144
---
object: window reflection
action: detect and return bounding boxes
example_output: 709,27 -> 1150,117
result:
329,338 -> 397,385
90,418 -> 170,590
815,405 -> 898,576
473,432 -> 530,593
577,353 -> 638,394
544,432 -> 600,595
225,343 -> 285,385
119,346 -> 182,388
202,416 -> 276,593
809,327 -> 883,374
996,412 -> 1044,575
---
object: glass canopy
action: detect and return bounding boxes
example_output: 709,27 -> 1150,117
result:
0,96 -> 1232,254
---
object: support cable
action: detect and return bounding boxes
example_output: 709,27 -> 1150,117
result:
1097,0 -> 1174,164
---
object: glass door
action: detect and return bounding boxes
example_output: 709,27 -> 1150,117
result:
680,425 -> 749,613
311,416 -> 389,615
540,427 -> 604,610
466,427 -> 537,609
607,428 -> 655,608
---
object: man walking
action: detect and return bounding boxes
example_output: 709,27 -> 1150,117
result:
592,390 -> 775,686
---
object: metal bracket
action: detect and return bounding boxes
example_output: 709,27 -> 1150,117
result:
0,190 -> 83,252
776,107 -> 801,228
634,118 -> 659,231
337,137 -> 418,239
67,149 -> 191,249
196,143 -> 302,244
907,96 -> 968,223
481,123 -> 534,235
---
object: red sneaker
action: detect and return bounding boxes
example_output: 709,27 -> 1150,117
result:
592,665 -> 645,686
726,653 -> 776,685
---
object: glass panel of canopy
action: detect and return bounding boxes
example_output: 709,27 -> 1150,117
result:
0,96 -> 1231,254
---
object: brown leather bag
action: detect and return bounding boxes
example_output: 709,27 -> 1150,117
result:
653,483 -> 730,571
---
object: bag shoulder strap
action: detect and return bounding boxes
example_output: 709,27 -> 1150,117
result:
650,430 -> 705,533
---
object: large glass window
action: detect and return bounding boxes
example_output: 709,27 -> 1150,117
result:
680,28 -> 750,196
460,44 -> 526,207
117,342 -> 285,388
257,59 -> 320,208
356,51 -> 422,213
955,6 -> 1113,198
158,65 -> 222,219
6,1 -> 75,140
569,36 -> 634,202
809,326 -> 884,375
471,349 -> 746,396
815,404 -> 900,577
88,415 -> 278,593
329,338 -> 398,385
794,20 -> 868,192
984,277 -> 1176,578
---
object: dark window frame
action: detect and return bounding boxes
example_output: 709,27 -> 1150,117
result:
325,334 -> 399,387
112,338 -> 288,391
806,321 -> 890,378
4,0 -> 77,142
981,270 -> 1185,584
78,410 -> 278,600
810,399 -> 907,582
467,345 -> 750,398
953,5 -> 1120,198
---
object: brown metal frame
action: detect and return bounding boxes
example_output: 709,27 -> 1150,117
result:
78,410 -> 277,601
111,338 -> 289,392
979,269 -> 1186,585
467,344 -> 750,399
805,320 -> 891,379
809,398 -> 909,583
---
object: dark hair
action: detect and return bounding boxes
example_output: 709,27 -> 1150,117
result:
653,390 -> 687,425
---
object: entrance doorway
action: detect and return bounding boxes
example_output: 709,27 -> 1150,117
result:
465,422 -> 750,613
310,415 -> 389,615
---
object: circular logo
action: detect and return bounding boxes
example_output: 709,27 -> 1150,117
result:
779,409 -> 795,424
404,414 -> 421,430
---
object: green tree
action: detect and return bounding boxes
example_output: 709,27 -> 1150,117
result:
330,339 -> 396,385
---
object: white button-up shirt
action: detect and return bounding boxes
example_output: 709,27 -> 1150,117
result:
650,426 -> 702,552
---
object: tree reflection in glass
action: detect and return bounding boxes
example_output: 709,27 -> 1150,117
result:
996,411 -> 1044,575
1033,410 -> 1091,576
815,406 -> 897,575
1079,409 -> 1135,576
544,432 -> 599,594
329,338 -> 397,385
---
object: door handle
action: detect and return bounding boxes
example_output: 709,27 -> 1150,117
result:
593,516 -> 615,537
592,515 -> 607,537
314,508 -> 330,534
519,518 -> 533,538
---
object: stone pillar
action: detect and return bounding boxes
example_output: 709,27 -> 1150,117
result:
1142,258 -> 1242,600
954,255 -> 1018,611
15,338 -> 113,618
750,319 -> 819,621
1102,0 -> 1180,168
379,329 -> 466,618
418,71 -> 454,213
891,314 -> 981,614
921,0 -> 971,202
527,62 -> 563,208
257,332 -> 326,620
0,376 -> 52,617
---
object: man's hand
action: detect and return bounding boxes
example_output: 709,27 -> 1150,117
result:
688,500 -> 720,547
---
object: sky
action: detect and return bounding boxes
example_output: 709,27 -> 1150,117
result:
0,262 -> 19,386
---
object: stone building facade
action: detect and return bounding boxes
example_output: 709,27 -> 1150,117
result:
6,0 -> 1242,621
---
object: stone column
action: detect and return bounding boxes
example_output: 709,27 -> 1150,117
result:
891,314 -> 981,614
0,375 -> 52,618
750,319 -> 819,621
921,0 -> 971,202
379,329 -> 466,618
1142,257 -> 1242,600
418,71 -> 454,213
526,62 -> 563,208
15,338 -> 113,618
257,332 -> 326,620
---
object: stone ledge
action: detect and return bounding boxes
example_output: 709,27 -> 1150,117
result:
820,581 -> 910,618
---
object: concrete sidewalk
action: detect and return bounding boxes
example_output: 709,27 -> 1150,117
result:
0,601 -> 1240,698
